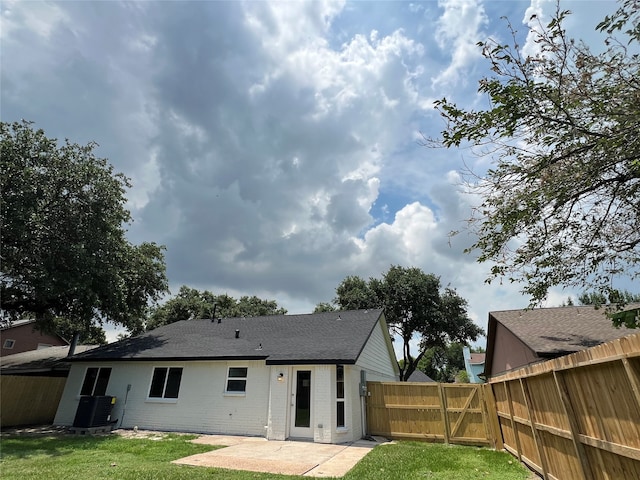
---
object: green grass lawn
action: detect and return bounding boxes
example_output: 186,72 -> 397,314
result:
0,433 -> 533,480
344,441 -> 532,480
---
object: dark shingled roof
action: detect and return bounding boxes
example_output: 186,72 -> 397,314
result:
69,309 -> 385,365
489,304 -> 639,356
1,345 -> 97,374
406,370 -> 435,383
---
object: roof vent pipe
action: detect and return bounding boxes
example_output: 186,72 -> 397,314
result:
235,329 -> 240,339
68,332 -> 79,357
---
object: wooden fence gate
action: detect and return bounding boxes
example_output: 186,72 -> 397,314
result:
366,381 -> 500,447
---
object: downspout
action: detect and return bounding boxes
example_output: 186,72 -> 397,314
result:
361,394 -> 367,438
360,369 -> 368,439
265,366 -> 274,439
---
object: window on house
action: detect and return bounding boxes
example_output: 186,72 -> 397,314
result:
80,367 -> 112,396
226,367 -> 248,393
337,365 -> 345,428
3,339 -> 15,349
149,367 -> 183,399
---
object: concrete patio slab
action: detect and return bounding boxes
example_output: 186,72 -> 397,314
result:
173,435 -> 388,477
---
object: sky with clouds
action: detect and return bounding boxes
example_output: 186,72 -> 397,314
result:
1,0 -> 625,344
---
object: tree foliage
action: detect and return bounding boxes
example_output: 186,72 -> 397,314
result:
578,290 -> 640,307
146,285 -> 287,330
53,317 -> 108,345
0,121 -> 168,338
418,343 -> 467,383
577,290 -> 640,328
313,302 -> 337,313
329,265 -> 483,381
435,1 -> 640,313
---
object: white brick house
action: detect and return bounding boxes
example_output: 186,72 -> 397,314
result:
54,309 -> 398,443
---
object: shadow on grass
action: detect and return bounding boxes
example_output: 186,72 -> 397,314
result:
1,435 -> 114,460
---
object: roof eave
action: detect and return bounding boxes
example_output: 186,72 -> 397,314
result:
266,359 -> 357,365
68,355 -> 270,362
482,313 -> 498,378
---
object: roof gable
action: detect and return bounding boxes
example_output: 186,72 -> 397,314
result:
70,309 -> 385,364
407,370 -> 435,382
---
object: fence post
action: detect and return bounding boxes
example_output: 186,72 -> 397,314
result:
552,370 -> 593,480
622,358 -> 640,412
503,381 -> 523,462
482,383 -> 503,450
437,383 -> 450,444
520,378 -> 550,480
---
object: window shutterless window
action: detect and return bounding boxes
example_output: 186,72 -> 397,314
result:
337,365 -> 345,428
80,367 -> 112,396
149,367 -> 183,399
3,339 -> 15,349
226,367 -> 248,393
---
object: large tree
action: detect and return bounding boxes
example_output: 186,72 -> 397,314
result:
146,285 -> 287,330
578,290 -> 640,307
434,1 -> 640,320
328,265 -> 483,381
0,121 -> 168,339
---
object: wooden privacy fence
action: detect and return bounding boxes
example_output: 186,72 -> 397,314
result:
0,375 -> 67,427
489,333 -> 640,480
366,381 -> 501,447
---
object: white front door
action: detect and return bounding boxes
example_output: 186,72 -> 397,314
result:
289,368 -> 313,438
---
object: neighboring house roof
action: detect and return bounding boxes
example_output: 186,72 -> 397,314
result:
1,319 -> 69,356
1,319 -> 38,330
69,309 -> 386,365
406,370 -> 435,382
1,345 -> 97,375
485,304 -> 639,377
468,353 -> 485,365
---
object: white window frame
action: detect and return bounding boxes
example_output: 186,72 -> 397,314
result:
147,366 -> 183,402
3,339 -> 15,349
336,365 -> 348,431
225,366 -> 248,395
79,367 -> 112,396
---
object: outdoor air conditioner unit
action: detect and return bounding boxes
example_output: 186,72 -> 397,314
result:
72,396 -> 116,428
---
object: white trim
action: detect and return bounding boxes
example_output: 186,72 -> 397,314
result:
146,366 -> 183,400
225,366 -> 248,394
336,364 -> 346,429
79,366 -> 112,396
144,397 -> 178,404
289,367 -> 314,439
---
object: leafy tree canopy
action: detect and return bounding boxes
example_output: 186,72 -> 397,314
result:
327,265 -> 483,381
313,302 -> 337,313
578,290 -> 640,307
434,1 -> 640,317
577,290 -> 640,328
146,285 -> 287,330
418,342 -> 467,383
53,317 -> 108,345
0,121 -> 168,339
